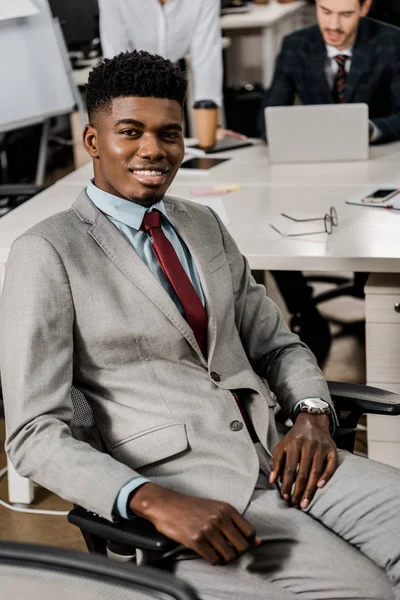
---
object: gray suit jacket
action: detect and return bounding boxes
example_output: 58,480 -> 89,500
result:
0,191 -> 332,521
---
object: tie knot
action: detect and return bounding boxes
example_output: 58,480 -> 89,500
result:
141,210 -> 162,233
334,55 -> 348,67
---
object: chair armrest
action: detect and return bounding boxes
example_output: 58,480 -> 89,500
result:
68,506 -> 177,553
328,381 -> 400,416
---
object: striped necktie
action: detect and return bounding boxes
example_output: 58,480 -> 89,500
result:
333,55 -> 348,103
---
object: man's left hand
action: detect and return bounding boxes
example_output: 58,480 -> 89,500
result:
216,127 -> 247,141
269,413 -> 338,509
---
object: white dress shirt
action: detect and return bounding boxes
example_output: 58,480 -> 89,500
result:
98,0 -> 223,106
324,44 -> 380,141
324,44 -> 353,89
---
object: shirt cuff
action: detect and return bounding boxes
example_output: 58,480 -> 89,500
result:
369,120 -> 382,143
113,476 -> 150,520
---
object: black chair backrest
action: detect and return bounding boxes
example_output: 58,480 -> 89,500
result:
70,386 -> 104,452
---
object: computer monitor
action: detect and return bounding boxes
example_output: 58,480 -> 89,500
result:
48,0 -> 99,52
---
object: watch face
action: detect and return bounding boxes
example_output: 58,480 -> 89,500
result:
298,399 -> 331,417
303,399 -> 329,410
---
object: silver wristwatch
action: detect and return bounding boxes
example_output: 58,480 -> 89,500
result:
293,399 -> 335,434
295,398 -> 331,417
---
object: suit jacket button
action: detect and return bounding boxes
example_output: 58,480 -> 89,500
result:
210,372 -> 221,382
230,420 -> 243,432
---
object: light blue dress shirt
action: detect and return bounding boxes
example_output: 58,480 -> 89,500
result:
86,180 -> 205,519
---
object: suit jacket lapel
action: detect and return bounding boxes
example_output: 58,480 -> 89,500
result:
343,19 -> 371,103
307,31 -> 333,104
72,190 -> 206,362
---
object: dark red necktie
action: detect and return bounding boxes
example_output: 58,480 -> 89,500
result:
141,210 -> 257,442
141,210 -> 208,353
333,55 -> 348,103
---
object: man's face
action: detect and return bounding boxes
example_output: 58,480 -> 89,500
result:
83,97 -> 185,207
316,0 -> 371,50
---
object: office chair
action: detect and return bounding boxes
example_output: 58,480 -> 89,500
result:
251,269 -> 369,338
0,541 -> 200,599
67,382 -> 400,564
302,272 -> 368,339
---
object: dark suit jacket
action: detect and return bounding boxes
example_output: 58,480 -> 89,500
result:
261,18 -> 400,144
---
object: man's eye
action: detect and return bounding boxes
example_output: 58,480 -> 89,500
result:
121,130 -> 140,136
162,132 -> 180,140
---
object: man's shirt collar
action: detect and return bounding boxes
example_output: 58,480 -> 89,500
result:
325,44 -> 353,60
86,179 -> 168,230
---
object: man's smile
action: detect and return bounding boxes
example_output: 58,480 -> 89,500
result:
128,165 -> 171,187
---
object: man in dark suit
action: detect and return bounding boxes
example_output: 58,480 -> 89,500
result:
261,0 -> 400,364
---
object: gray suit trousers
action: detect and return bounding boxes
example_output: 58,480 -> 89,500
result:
175,451 -> 400,599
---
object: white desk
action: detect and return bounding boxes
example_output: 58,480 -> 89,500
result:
2,144 -> 400,504
3,182 -> 398,274
221,1 -> 306,86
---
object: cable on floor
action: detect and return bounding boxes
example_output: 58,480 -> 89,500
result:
0,466 -> 69,516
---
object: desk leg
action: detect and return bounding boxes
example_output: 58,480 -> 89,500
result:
7,459 -> 34,505
1,263 -> 35,505
261,27 -> 276,88
276,15 -> 297,41
263,13 -> 306,88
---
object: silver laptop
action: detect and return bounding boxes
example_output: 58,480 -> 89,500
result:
265,104 -> 369,164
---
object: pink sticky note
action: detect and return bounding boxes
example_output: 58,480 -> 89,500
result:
192,185 -> 241,197
192,187 -> 229,197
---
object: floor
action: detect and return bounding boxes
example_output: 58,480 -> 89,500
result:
0,430 -> 86,552
0,274 -> 366,552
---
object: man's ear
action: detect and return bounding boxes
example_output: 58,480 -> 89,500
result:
83,124 -> 100,159
361,0 -> 373,17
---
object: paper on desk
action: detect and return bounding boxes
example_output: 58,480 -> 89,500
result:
190,196 -> 231,226
0,0 -> 39,21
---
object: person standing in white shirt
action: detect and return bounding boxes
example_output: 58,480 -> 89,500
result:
98,0 -> 244,140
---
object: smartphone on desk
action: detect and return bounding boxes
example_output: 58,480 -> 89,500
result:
362,188 -> 399,203
180,157 -> 230,172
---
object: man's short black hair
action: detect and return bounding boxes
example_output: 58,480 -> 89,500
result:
85,50 -> 187,122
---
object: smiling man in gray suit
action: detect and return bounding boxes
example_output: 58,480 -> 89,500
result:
1,51 -> 399,600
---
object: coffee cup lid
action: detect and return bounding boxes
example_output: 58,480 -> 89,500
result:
193,100 -> 218,109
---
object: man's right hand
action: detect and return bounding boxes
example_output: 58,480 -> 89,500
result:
130,483 -> 260,565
